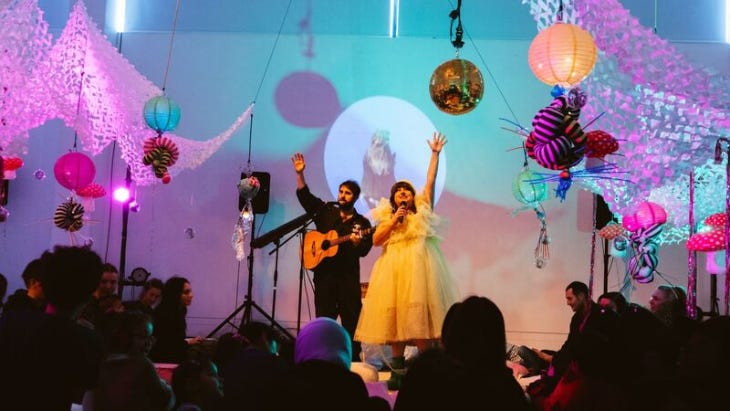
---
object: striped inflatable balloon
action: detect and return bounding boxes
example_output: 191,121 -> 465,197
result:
54,200 -> 84,232
526,96 -> 586,170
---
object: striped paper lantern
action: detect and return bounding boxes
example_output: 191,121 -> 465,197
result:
528,22 -> 597,87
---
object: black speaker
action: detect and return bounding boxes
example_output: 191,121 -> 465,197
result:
595,194 -> 613,229
239,171 -> 270,214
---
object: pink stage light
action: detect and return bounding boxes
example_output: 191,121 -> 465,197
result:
113,187 -> 131,203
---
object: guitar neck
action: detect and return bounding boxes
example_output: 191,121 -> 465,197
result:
330,227 -> 372,246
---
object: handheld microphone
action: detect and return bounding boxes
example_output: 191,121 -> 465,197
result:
397,201 -> 407,223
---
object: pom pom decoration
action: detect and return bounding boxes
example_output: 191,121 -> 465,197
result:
54,152 -> 96,191
598,223 -> 625,240
237,175 -> 260,202
1,156 -> 23,179
143,95 -> 181,133
76,183 -> 106,213
54,199 -> 84,232
585,130 -> 619,158
142,136 -> 179,184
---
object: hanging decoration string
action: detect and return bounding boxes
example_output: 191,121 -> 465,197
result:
449,0 -> 521,131
161,0 -> 182,93
449,0 -> 464,51
253,0 -> 294,103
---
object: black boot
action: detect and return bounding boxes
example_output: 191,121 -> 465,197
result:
387,355 -> 406,391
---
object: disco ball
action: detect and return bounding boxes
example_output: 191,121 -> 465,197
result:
429,58 -> 484,115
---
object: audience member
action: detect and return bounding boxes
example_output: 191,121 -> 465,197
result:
150,276 -> 202,363
221,321 -> 290,411
90,310 -> 174,411
124,277 -> 164,315
272,317 -> 389,411
597,291 -> 628,316
529,281 -> 617,397
171,358 -> 224,411
394,296 -> 531,411
2,258 -> 46,313
77,262 -> 120,329
0,245 -> 104,410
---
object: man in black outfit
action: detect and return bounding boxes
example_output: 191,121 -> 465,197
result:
291,152 -> 373,362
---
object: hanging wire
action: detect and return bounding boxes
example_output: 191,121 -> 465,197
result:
449,0 -> 464,50
161,0 -> 182,93
253,0 -> 294,103
447,0 -> 522,127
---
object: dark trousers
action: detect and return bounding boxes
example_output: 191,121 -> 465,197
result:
313,271 -> 362,361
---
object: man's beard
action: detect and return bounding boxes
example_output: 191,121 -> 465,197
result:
339,200 -> 355,211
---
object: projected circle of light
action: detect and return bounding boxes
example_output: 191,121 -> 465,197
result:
324,96 -> 446,213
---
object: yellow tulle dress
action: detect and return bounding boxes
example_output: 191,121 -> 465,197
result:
354,193 -> 458,345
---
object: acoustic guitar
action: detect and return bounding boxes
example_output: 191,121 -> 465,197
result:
302,226 -> 373,269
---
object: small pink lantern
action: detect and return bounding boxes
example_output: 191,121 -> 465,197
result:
527,22 -> 598,87
634,201 -> 667,230
54,152 -> 96,191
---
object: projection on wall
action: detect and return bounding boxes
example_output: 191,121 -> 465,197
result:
323,96 -> 446,213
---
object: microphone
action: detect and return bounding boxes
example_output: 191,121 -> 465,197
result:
397,201 -> 407,223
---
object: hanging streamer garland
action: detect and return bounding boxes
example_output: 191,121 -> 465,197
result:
142,136 -> 179,184
54,199 -> 84,232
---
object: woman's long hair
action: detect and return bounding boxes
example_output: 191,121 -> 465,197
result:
156,276 -> 190,317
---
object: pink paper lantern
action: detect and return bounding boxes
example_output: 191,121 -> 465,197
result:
622,214 -> 639,232
635,201 -> 667,229
54,152 -> 96,191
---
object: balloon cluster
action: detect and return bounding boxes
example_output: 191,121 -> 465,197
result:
142,136 -> 179,184
622,201 -> 667,283
525,88 -> 588,200
54,198 -> 84,232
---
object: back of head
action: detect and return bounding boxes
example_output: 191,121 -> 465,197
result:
598,291 -> 628,315
20,258 -> 43,287
294,317 -> 352,369
40,245 -> 103,311
100,310 -> 153,355
441,295 -> 506,370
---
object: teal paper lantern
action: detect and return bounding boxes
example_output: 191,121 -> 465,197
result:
143,96 -> 181,132
512,167 -> 547,208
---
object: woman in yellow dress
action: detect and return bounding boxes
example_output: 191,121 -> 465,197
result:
354,132 -> 458,390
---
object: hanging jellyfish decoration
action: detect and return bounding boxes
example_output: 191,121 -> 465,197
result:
622,201 -> 667,283
231,175 -> 260,261
142,136 -> 179,184
512,166 -> 551,268
501,87 -> 627,202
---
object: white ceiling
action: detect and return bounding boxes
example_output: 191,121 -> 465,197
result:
38,0 -> 728,43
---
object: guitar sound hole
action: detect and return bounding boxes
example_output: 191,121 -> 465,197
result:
321,240 -> 331,250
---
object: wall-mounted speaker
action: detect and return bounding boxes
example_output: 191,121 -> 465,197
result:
239,171 -> 270,214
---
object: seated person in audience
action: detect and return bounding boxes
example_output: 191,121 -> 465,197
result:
394,296 -> 531,411
124,277 -> 164,315
172,358 -> 224,411
90,310 -> 174,411
2,258 -> 46,313
99,294 -> 125,314
597,291 -> 628,316
77,262 -> 120,329
271,317 -> 389,411
150,276 -> 203,363
221,321 -> 290,411
0,245 -> 104,410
